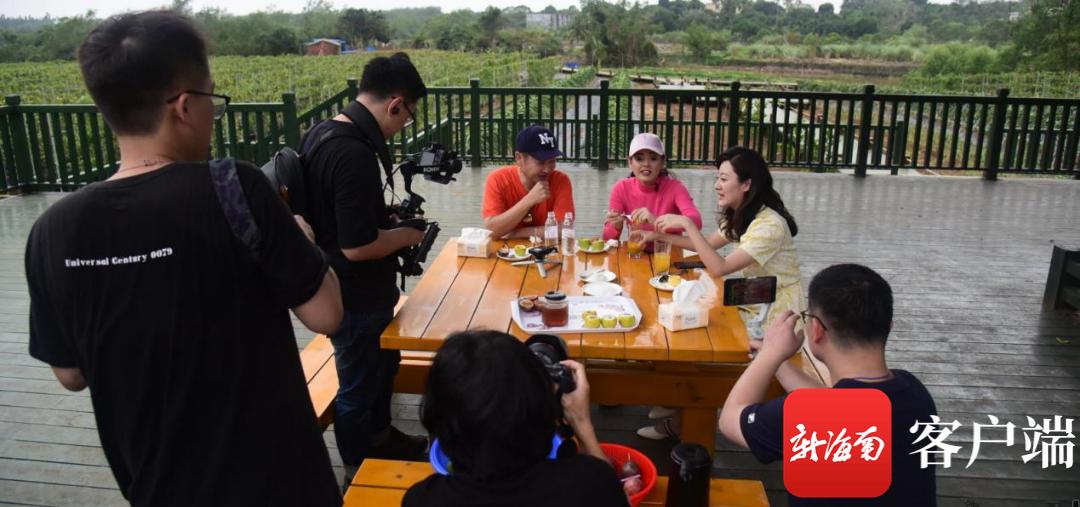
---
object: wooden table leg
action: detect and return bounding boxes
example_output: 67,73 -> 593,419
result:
680,407 -> 718,456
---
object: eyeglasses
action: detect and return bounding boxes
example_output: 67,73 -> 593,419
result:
800,310 -> 828,331
391,95 -> 419,127
166,90 -> 231,120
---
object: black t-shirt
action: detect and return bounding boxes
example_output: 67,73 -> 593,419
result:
402,454 -> 629,507
25,162 -> 341,507
740,369 -> 938,507
300,119 -> 400,313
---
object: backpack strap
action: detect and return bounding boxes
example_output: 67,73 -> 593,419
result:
302,127 -> 371,161
209,158 -> 262,258
340,100 -> 396,192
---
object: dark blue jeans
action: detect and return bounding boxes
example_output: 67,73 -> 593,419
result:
329,308 -> 401,467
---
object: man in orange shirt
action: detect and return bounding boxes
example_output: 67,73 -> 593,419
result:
482,125 -> 575,238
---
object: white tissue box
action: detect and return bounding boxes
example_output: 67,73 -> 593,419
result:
456,238 -> 490,258
658,302 -> 710,331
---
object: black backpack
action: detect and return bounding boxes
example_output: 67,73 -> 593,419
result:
259,127 -> 365,218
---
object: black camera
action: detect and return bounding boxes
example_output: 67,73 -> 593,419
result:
388,144 -> 462,281
401,143 -> 463,186
525,334 -> 576,396
394,143 -> 463,218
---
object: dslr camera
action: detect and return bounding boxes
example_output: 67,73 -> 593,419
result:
388,143 -> 463,277
525,334 -> 576,396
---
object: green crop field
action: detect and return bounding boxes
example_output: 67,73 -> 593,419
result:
0,50 -> 562,110
622,65 -> 1080,98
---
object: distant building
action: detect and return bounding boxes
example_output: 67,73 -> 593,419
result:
505,5 -> 532,18
1008,11 -> 1021,21
304,38 -> 353,56
526,12 -> 573,31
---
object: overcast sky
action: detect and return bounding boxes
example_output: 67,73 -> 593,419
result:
3,0 -> 913,19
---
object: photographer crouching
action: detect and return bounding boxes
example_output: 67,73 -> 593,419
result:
404,330 -> 628,507
300,53 -> 429,483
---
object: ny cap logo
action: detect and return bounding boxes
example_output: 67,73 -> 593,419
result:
538,133 -> 555,147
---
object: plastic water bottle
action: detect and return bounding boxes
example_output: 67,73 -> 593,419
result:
561,212 -> 575,254
544,211 -> 559,249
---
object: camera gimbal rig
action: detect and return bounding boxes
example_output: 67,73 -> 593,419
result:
389,143 -> 462,280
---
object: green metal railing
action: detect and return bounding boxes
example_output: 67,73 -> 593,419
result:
2,80 -> 1078,192
0,94 -> 300,191
0,100 -> 113,191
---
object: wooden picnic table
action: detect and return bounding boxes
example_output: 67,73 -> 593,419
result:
382,238 -> 815,453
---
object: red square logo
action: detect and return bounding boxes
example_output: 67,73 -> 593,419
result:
783,389 -> 892,498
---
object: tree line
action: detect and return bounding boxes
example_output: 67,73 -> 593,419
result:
0,0 -> 1075,73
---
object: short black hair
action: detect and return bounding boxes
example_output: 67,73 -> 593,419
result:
419,330 -> 559,481
358,52 -> 427,104
808,264 -> 893,348
77,11 -> 210,135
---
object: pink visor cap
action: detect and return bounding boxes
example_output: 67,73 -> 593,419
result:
628,133 -> 665,158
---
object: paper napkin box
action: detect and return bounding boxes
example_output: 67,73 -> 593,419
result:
456,228 -> 492,258
658,281 -> 710,331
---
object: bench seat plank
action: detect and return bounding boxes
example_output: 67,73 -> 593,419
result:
345,459 -> 769,506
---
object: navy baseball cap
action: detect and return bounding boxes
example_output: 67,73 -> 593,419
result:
515,125 -> 563,161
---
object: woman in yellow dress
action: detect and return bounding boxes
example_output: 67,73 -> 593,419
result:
638,146 -> 804,440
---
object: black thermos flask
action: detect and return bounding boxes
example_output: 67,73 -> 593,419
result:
665,443 -> 711,507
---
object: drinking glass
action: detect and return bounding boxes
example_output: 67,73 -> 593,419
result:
627,222 -> 645,259
653,238 -> 671,274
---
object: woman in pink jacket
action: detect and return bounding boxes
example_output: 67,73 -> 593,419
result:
603,133 -> 702,241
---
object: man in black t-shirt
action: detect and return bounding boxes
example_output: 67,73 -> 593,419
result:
25,12 -> 343,506
298,53 -> 429,482
718,264 -> 938,506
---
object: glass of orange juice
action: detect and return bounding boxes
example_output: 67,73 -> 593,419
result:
653,238 -> 671,274
627,222 -> 645,259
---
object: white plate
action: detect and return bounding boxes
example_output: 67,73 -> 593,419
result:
649,275 -> 683,291
577,269 -> 616,283
510,295 -> 642,334
496,250 -> 532,261
583,281 -> 623,297
575,242 -> 613,254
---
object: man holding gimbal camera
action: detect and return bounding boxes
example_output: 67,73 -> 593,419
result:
299,53 -> 429,482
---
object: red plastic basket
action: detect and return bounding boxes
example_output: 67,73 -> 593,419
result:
599,443 -> 657,507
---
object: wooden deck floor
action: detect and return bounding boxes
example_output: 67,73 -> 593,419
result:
1,168 -> 1078,506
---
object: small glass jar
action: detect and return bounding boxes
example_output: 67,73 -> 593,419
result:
540,290 -> 569,328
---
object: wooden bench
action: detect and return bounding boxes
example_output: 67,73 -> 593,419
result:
1043,244 -> 1080,311
343,459 -> 769,506
301,297 -> 413,430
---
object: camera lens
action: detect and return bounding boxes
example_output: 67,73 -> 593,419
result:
525,334 -> 576,395
530,342 -> 560,367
